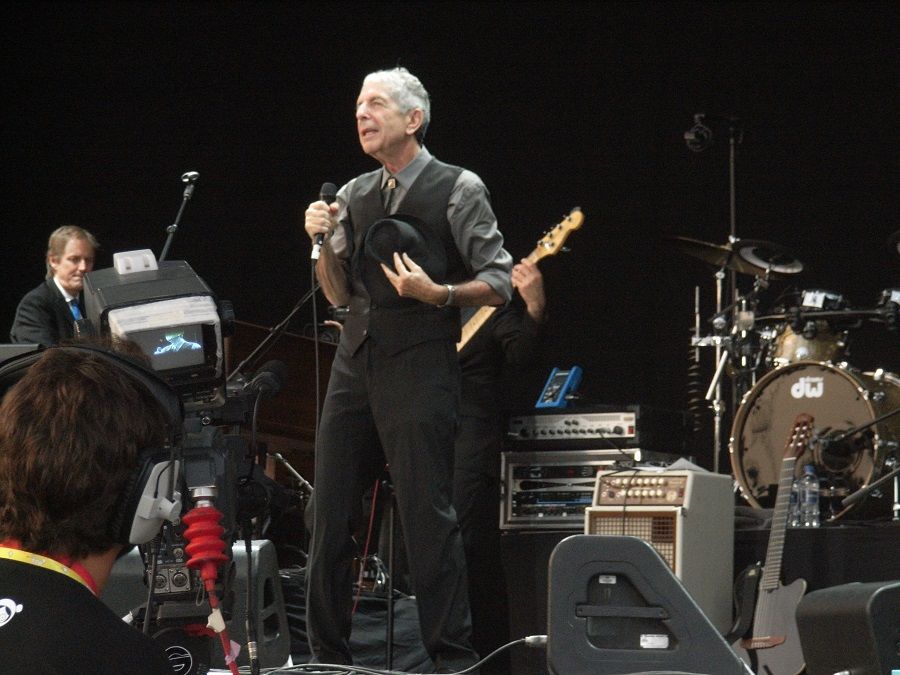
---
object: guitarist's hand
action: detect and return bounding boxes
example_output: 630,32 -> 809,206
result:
513,259 -> 547,322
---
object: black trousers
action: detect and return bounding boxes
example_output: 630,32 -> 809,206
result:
453,414 -> 511,674
306,337 -> 477,669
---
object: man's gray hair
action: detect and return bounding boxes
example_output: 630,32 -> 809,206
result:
364,67 -> 431,144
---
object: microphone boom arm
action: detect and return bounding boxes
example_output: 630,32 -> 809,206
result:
226,282 -> 321,384
159,171 -> 200,262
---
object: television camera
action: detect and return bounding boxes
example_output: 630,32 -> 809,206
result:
81,249 -> 297,672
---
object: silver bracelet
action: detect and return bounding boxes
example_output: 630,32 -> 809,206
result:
437,283 -> 456,307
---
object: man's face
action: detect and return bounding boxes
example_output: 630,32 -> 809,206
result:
49,237 -> 95,295
356,80 -> 415,163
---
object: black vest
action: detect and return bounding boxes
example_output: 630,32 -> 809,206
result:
340,158 -> 467,355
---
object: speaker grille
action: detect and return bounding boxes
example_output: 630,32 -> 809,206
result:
585,509 -> 678,571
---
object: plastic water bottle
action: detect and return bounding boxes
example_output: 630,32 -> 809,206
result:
799,464 -> 820,528
787,478 -> 801,527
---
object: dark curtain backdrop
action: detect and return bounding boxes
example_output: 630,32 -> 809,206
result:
3,1 -> 897,467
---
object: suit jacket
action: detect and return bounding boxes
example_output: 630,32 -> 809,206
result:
9,279 -> 78,347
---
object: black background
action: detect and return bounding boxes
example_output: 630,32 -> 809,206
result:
3,1 -> 897,468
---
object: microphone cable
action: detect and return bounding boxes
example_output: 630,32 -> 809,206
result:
591,429 -> 647,535
310,260 -> 323,459
309,181 -> 337,460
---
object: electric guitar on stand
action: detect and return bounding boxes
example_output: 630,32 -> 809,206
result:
733,413 -> 813,675
457,207 -> 584,352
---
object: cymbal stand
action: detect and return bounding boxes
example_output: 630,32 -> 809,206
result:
726,119 -> 743,416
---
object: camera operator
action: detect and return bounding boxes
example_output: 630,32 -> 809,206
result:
0,344 -> 175,673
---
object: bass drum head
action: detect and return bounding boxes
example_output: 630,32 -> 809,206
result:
730,361 -> 899,517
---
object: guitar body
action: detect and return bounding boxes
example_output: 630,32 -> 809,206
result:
733,415 -> 813,675
733,575 -> 807,674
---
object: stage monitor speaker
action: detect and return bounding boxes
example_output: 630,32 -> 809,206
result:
796,580 -> 900,675
547,535 -> 747,675
102,539 -> 290,670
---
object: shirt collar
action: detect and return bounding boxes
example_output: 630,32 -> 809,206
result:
381,145 -> 432,191
52,276 -> 77,303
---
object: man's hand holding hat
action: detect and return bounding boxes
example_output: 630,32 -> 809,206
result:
380,252 -> 447,304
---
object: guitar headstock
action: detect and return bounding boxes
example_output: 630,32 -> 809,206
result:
531,208 -> 584,262
783,413 -> 815,459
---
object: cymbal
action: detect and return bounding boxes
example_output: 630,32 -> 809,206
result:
734,239 -> 804,276
665,235 -> 763,276
666,235 -> 803,277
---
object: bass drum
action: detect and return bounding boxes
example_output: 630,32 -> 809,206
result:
730,361 -> 900,518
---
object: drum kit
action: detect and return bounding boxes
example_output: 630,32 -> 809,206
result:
671,232 -> 900,521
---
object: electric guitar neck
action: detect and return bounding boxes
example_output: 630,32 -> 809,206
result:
457,208 -> 584,352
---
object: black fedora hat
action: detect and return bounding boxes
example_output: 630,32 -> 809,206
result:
362,214 -> 447,307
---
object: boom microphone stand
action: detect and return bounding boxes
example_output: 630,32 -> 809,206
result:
159,171 -> 200,262
226,283 -> 320,384
685,113 -> 744,473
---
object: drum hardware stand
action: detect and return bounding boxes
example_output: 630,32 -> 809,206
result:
839,458 -> 900,521
698,270 -> 768,474
823,407 -> 900,520
711,264 -> 728,474
893,457 -> 900,522
819,406 -> 900,450
705,346 -> 729,475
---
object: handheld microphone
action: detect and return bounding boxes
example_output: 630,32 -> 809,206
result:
311,182 -> 338,260
245,360 -> 287,399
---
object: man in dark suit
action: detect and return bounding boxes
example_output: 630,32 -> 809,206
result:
302,66 -> 512,672
10,225 -> 98,346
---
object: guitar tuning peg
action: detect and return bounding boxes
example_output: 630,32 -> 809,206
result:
560,246 -> 571,253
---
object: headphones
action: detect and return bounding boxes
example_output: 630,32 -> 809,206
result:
0,344 -> 185,545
